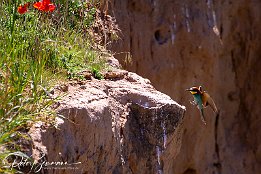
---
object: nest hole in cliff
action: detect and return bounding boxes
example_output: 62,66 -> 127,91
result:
154,29 -> 169,45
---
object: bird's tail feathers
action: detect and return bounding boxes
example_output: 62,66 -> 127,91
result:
199,108 -> 207,125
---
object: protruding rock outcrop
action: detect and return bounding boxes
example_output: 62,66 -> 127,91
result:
29,71 -> 185,174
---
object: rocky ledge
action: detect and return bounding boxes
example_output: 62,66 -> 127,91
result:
29,69 -> 186,174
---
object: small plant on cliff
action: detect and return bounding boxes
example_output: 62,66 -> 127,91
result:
91,67 -> 104,80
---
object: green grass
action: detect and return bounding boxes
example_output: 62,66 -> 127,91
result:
0,0 -> 111,172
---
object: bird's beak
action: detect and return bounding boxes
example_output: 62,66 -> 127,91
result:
186,88 -> 197,95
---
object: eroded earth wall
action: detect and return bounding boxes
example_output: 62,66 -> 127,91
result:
109,0 -> 261,173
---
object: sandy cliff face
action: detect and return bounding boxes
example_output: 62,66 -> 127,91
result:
109,0 -> 261,174
29,70 -> 185,174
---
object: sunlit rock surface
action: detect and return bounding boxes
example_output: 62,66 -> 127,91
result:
30,71 -> 185,174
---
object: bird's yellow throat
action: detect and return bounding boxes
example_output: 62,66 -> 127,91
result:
190,91 -> 197,95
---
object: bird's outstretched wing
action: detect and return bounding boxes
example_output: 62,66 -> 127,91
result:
202,92 -> 218,114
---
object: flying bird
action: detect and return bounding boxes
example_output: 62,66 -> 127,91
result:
186,86 -> 218,125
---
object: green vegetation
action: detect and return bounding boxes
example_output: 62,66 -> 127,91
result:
0,0 -> 113,172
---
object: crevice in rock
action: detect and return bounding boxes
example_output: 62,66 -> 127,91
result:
214,113 -> 222,174
150,42 -> 154,61
220,24 -> 223,39
183,168 -> 196,174
129,23 -> 133,55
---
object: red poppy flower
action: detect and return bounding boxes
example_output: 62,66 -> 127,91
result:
17,3 -> 29,14
33,0 -> 55,12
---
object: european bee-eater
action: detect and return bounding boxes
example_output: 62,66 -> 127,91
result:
186,86 -> 218,125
